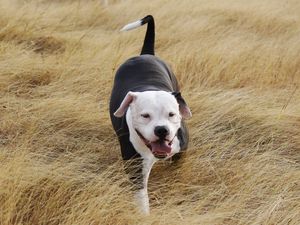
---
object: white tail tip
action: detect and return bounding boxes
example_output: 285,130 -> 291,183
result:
120,20 -> 142,31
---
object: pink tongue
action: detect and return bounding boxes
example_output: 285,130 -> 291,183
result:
150,141 -> 172,154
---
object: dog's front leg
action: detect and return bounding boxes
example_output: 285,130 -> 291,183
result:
135,157 -> 155,214
126,157 -> 155,214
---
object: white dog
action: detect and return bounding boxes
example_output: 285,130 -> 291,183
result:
109,15 -> 191,214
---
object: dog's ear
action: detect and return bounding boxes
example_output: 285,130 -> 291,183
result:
172,92 -> 192,119
114,92 -> 137,117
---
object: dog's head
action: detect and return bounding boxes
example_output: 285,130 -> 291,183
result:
114,91 -> 191,159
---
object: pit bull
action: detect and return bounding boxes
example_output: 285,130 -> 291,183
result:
109,15 -> 191,214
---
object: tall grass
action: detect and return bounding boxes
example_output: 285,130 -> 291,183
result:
0,0 -> 299,224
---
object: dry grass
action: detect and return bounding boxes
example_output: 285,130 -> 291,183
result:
0,0 -> 299,224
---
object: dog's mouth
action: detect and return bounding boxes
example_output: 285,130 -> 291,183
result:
135,129 -> 174,159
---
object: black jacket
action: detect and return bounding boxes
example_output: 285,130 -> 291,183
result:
109,54 -> 188,160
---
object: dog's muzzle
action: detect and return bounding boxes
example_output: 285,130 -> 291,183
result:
135,129 -> 175,159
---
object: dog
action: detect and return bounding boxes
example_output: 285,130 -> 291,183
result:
109,15 -> 191,214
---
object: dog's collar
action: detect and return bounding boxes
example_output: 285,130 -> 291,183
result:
130,87 -> 161,92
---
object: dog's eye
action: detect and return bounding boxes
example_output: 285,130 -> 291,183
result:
141,113 -> 150,119
169,112 -> 175,117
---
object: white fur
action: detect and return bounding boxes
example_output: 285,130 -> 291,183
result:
127,105 -> 181,159
134,157 -> 156,214
128,91 -> 181,144
168,136 -> 181,156
122,91 -> 182,158
123,91 -> 182,213
120,20 -> 142,31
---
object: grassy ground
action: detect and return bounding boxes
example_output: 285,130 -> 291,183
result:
0,0 -> 299,224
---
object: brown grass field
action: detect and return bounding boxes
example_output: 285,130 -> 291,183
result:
0,0 -> 300,224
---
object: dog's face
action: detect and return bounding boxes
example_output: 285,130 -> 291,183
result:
114,91 -> 191,158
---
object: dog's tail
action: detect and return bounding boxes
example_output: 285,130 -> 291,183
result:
120,15 -> 155,55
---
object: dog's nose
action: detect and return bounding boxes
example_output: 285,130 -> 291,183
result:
154,126 -> 169,139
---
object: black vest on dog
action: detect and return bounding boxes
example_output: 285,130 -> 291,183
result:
109,55 -> 189,159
